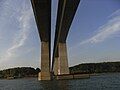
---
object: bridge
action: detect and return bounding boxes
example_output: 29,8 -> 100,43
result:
31,0 -> 80,80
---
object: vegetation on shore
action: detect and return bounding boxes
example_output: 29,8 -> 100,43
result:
69,61 -> 120,74
0,67 -> 40,79
1,61 -> 120,79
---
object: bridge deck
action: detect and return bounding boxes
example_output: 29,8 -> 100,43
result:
31,0 -> 51,42
52,0 -> 80,70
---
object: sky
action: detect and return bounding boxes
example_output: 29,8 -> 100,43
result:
0,0 -> 120,70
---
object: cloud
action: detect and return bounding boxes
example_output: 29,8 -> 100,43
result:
1,1 -> 33,61
0,37 -> 1,39
80,9 -> 120,45
108,9 -> 120,18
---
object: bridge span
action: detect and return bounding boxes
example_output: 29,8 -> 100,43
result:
31,0 -> 80,80
31,0 -> 51,80
52,0 -> 80,75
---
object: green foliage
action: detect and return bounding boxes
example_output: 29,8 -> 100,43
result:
0,67 -> 41,78
36,68 -> 41,74
69,62 -> 120,74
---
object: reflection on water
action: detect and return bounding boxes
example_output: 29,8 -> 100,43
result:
41,80 -> 69,90
0,73 -> 120,90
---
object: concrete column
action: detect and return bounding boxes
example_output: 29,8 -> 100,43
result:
38,41 -> 51,80
53,57 -> 59,75
58,43 -> 69,75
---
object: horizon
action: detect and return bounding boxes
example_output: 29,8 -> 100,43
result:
0,0 -> 120,70
1,60 -> 120,71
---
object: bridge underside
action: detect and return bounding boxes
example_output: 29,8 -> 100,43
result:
31,0 -> 80,80
52,0 -> 80,75
31,0 -> 51,80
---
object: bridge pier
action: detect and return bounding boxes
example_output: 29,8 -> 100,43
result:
31,0 -> 80,80
54,43 -> 69,75
58,43 -> 69,75
38,41 -> 51,80
53,57 -> 59,75
52,0 -> 80,75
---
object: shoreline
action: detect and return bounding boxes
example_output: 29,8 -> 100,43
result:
0,72 -> 120,80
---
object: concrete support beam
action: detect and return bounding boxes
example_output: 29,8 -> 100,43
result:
38,42 -> 51,80
31,0 -> 51,80
53,57 -> 59,75
52,0 -> 80,71
53,43 -> 69,75
58,43 -> 69,75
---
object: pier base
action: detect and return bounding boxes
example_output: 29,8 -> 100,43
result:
38,42 -> 51,80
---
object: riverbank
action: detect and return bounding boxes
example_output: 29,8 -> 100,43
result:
69,61 -> 120,74
0,67 -> 40,79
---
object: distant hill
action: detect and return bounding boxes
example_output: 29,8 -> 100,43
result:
69,61 -> 120,74
0,67 -> 40,79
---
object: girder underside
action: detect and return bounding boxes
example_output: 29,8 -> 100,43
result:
31,0 -> 51,42
52,0 -> 80,70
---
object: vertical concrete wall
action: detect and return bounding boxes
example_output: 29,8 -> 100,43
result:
38,41 -> 51,80
58,43 -> 69,75
53,57 -> 59,75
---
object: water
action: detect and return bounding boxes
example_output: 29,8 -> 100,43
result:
0,73 -> 120,90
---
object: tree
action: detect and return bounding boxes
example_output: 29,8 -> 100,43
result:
36,68 -> 40,74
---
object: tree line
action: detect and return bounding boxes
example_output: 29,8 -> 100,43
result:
0,67 -> 40,79
69,62 -> 120,74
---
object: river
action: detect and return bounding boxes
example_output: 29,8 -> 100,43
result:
0,73 -> 120,90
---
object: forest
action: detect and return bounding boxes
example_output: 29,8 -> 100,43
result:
69,62 -> 120,74
0,67 -> 40,79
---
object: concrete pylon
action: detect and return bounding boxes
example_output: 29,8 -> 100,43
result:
53,47 -> 59,75
53,57 -> 59,75
38,41 -> 51,80
58,43 -> 69,75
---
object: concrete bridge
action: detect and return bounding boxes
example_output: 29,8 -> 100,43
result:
31,0 -> 80,80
